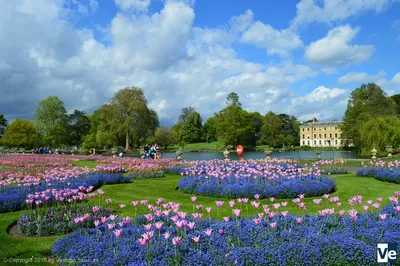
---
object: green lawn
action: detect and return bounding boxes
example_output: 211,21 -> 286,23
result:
1,170 -> 399,265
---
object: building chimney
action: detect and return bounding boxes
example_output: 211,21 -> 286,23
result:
312,117 -> 316,123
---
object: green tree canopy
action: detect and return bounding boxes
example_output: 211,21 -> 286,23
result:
178,106 -> 196,125
278,114 -> 300,146
100,87 -> 159,149
0,114 -> 7,138
214,105 -> 253,146
180,112 -> 203,143
226,92 -> 241,107
260,111 -> 282,146
154,126 -> 176,148
35,96 -> 69,148
391,94 -> 400,117
359,116 -> 400,155
68,109 -> 91,146
249,112 -> 263,145
0,118 -> 40,148
203,117 -> 217,143
342,83 -> 397,149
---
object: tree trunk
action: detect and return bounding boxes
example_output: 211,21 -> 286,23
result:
125,131 -> 129,150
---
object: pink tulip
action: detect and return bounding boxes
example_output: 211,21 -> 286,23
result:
232,209 -> 241,217
187,222 -> 195,230
379,213 -> 387,221
215,201 -> 224,208
106,198 -> 112,204
313,199 -> 322,205
172,237 -> 181,245
223,217 -> 230,222
362,205 -> 369,211
281,201 -> 288,207
229,200 -> 235,208
254,194 -> 260,200
269,197 -> 275,202
206,207 -> 212,213
253,218 -> 262,225
192,235 -> 201,243
154,222 -> 163,230
107,224 -> 115,230
113,229 -> 122,237
296,217 -> 303,224
163,232 -> 171,239
109,215 -> 117,221
196,205 -> 202,210
377,197 -> 383,202
269,222 -> 277,229
218,229 -> 224,235
144,224 -> 152,231
94,220 -> 100,227
339,210 -> 345,216
119,204 -> 126,209
281,211 -> 288,217
92,206 -> 100,213
132,201 -> 139,207
138,238 -> 147,246
191,196 -> 197,202
205,229 -> 213,237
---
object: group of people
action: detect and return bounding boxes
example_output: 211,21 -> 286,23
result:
33,147 -> 48,154
143,143 -> 160,159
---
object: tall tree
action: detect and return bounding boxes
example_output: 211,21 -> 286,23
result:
101,87 -> 158,150
342,83 -> 397,149
260,111 -> 282,146
68,110 -> 91,146
278,114 -> 300,145
0,114 -> 7,138
171,124 -> 182,143
203,117 -> 217,143
249,112 -> 263,145
359,116 -> 400,155
0,119 -> 40,148
180,112 -> 203,143
35,96 -> 69,148
214,106 -> 253,146
391,94 -> 400,117
154,126 -> 176,148
178,106 -> 196,125
226,92 -> 241,107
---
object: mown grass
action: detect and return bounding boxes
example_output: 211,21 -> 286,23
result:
0,162 -> 400,265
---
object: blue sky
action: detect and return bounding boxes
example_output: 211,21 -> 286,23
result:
0,0 -> 400,126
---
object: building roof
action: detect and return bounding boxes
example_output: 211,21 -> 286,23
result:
300,121 -> 343,127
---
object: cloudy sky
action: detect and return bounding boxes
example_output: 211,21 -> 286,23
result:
1,0 -> 400,126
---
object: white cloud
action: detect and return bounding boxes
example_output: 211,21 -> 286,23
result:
289,86 -> 348,121
115,0 -> 151,12
338,71 -> 386,84
291,0 -> 394,28
305,25 -> 374,66
240,21 -> 303,56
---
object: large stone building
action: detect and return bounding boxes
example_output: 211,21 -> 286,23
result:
300,119 -> 344,147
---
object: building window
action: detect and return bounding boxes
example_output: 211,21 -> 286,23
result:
319,140 -> 321,145
314,128 -> 316,131
314,134 -> 316,138
302,141 -> 305,145
308,141 -> 310,145
302,128 -> 305,132
324,127 -> 326,130
319,134 -> 321,138
319,128 -> 321,131
324,134 -> 327,138
314,140 -> 316,145
335,127 -> 338,130
335,133 -> 337,138
330,133 -> 332,138
302,134 -> 305,139
335,140 -> 338,145
307,135 -> 310,139
307,128 -> 310,131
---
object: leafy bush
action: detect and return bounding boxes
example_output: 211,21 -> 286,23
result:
18,205 -> 112,236
163,167 -> 186,175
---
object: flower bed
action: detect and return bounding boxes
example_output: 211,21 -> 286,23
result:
18,205 -> 112,236
179,174 -> 335,199
52,202 -> 400,266
357,168 -> 400,184
178,163 -> 335,199
128,171 -> 165,179
0,173 -> 130,213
